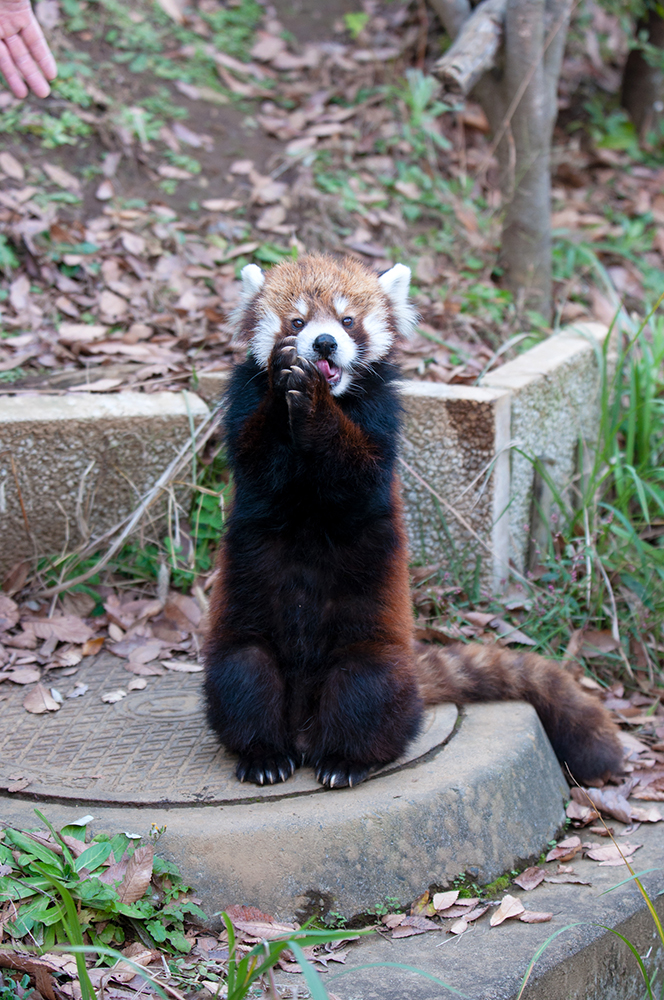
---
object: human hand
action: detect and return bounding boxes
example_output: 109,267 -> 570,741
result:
0,0 -> 57,98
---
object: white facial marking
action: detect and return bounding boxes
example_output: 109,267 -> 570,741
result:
363,309 -> 393,361
296,315 -> 358,396
295,297 -> 308,317
333,295 -> 349,316
251,308 -> 281,366
378,263 -> 417,338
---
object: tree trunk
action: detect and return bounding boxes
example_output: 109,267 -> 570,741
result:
430,0 -> 572,323
498,0 -> 551,318
621,10 -> 664,142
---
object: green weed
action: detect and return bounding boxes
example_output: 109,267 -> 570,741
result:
344,11 -> 370,38
0,974 -> 31,1000
0,811 -> 206,955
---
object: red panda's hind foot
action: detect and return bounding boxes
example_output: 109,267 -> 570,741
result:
313,756 -> 377,789
236,750 -> 300,786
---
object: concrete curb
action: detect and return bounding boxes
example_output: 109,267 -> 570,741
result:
0,390 -> 210,576
321,818 -> 664,1000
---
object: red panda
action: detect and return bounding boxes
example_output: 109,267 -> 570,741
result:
204,254 -> 624,789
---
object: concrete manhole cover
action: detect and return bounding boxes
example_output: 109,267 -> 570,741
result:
0,652 -> 458,806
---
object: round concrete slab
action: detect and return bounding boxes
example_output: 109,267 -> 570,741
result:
0,654 -> 569,919
0,653 -> 456,805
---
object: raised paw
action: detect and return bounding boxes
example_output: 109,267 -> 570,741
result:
269,336 -> 299,390
314,758 -> 372,789
286,355 -> 322,393
236,752 -> 298,786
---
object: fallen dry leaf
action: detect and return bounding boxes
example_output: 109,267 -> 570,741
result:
449,918 -> 468,935
117,845 -> 154,904
571,786 -> 633,825
23,683 -> 60,714
24,615 -> 94,644
544,873 -> 592,885
432,890 -> 459,911
580,630 -> 620,657
545,836 -> 582,862
161,660 -> 203,672
391,915 -> 438,938
82,637 -> 105,656
0,594 -> 19,630
513,867 -> 546,891
519,911 -> 553,923
101,689 -> 127,703
566,800 -> 599,825
0,151 -> 24,179
490,895 -> 524,926
1,667 -> 41,684
0,951 -> 58,1000
585,842 -> 642,865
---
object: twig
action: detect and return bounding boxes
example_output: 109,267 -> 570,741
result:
5,452 -> 33,544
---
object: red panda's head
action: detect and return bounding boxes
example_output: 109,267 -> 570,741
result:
232,254 -> 417,396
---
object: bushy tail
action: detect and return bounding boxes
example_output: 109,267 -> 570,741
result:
415,642 -> 623,785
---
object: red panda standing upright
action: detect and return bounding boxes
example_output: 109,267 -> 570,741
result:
204,254 -> 623,789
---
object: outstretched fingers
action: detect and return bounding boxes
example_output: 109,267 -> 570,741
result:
5,27 -> 54,98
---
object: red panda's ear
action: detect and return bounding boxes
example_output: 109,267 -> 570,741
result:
240,263 -> 265,300
230,264 -> 266,342
378,264 -> 417,339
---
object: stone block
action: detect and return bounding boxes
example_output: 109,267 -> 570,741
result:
400,382 -> 511,591
483,322 -> 611,574
0,391 -> 209,576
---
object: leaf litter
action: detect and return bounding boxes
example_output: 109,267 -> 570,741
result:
0,587 -> 204,716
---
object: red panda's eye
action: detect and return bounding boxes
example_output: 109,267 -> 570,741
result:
291,318 -> 305,330
342,317 -> 354,328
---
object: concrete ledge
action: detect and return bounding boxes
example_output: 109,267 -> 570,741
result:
0,390 -> 210,575
483,321 -> 612,575
323,817 -> 664,1000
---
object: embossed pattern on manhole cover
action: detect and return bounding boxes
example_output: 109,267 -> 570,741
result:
0,653 -> 457,805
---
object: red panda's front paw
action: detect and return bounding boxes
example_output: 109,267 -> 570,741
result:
286,357 -> 327,438
269,336 -> 299,390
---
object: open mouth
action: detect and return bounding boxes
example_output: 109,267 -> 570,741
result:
315,359 -> 341,385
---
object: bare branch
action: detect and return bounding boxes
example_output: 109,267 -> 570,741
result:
434,0 -> 506,96
427,0 -> 472,39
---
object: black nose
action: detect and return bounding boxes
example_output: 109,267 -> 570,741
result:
313,334 -> 337,359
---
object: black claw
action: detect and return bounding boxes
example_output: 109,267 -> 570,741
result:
236,752 -> 299,787
314,759 -> 372,789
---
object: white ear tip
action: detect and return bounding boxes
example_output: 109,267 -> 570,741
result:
390,263 -> 411,281
241,263 -> 265,297
378,263 -> 411,292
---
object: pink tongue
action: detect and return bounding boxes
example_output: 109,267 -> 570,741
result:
316,359 -> 334,379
